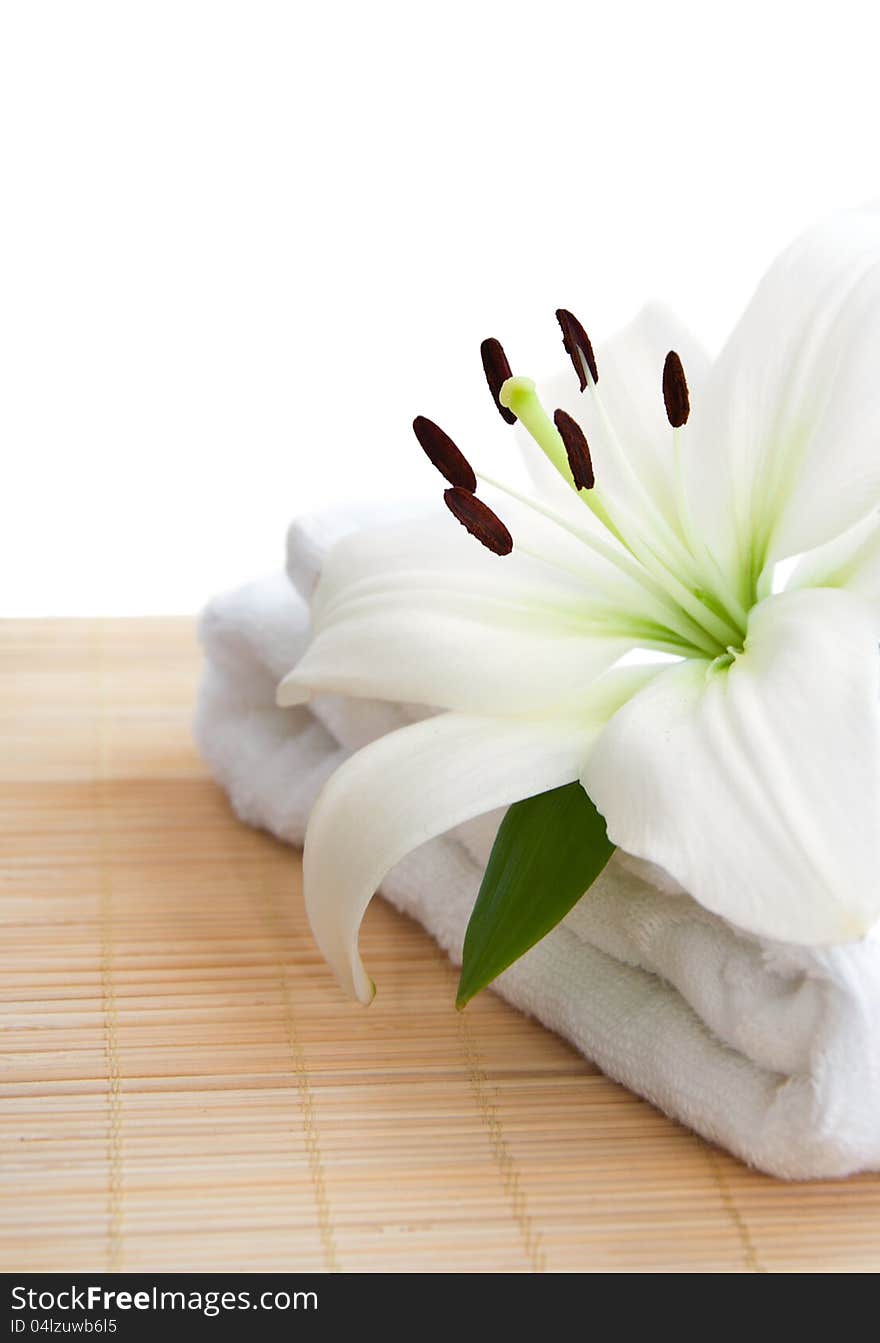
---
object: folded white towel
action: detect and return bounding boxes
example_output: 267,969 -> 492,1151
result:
195,512 -> 880,1180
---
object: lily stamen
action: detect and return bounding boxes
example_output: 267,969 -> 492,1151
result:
480,338 -> 517,425
403,404 -> 725,656
577,345 -> 703,576
664,349 -> 704,559
436,339 -> 741,652
418,319 -> 748,654
556,308 -> 598,389
497,373 -> 626,540
443,486 -> 513,556
473,468 -> 723,658
554,309 -> 706,573
661,352 -> 752,632
413,416 -> 477,491
553,409 -> 595,491
662,351 -> 690,428
555,316 -> 748,643
548,323 -> 745,646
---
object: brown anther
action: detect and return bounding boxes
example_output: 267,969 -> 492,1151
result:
662,351 -> 690,428
413,416 -> 477,492
443,487 -> 513,556
556,308 -> 598,390
480,338 -> 517,425
553,410 -> 595,490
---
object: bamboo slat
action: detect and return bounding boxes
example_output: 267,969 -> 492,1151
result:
1,618 -> 879,1272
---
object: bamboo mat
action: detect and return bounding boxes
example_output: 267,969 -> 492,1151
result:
2,621 -> 880,1273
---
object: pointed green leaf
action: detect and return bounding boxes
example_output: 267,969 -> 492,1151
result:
456,782 -> 614,1009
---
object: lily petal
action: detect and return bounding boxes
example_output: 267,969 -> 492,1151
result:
788,508 -> 880,618
279,595 -> 634,715
583,588 -> 880,946
303,711 -> 598,1002
310,510 -> 638,625
682,209 -> 880,593
279,514 -> 658,715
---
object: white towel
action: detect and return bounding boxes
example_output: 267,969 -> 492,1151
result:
195,512 -> 880,1180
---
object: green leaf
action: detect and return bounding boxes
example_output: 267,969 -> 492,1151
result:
456,782 -> 615,1009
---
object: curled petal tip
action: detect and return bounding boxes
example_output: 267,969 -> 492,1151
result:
349,958 -> 376,1005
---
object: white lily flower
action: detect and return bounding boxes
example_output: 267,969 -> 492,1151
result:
279,210 -> 880,1004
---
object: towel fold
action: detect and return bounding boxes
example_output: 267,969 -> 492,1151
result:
195,511 -> 880,1180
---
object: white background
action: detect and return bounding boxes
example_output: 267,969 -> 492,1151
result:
2,1 -> 878,614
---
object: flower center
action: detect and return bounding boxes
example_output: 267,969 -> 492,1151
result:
414,310 -> 751,663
